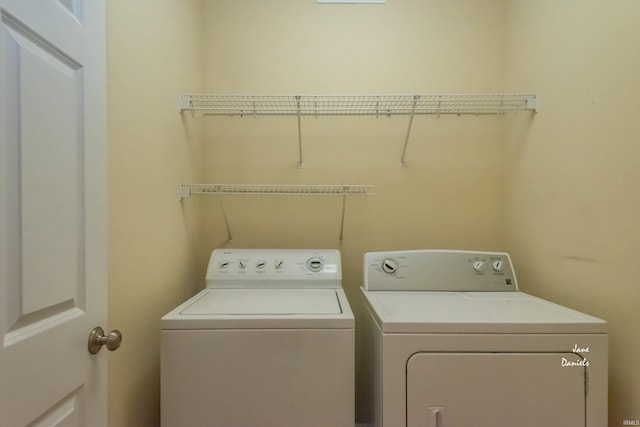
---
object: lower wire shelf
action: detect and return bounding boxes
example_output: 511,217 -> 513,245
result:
179,183 -> 375,244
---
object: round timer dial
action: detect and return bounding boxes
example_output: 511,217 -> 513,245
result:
306,257 -> 324,272
473,261 -> 486,272
381,258 -> 399,275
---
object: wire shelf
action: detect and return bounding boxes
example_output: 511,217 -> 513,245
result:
179,184 -> 374,199
179,184 -> 375,245
179,93 -> 538,116
178,93 -> 538,166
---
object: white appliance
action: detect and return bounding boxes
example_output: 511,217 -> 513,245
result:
359,249 -> 607,427
161,249 -> 354,427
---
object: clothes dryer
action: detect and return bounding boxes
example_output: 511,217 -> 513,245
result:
162,249 -> 354,427
360,249 -> 607,427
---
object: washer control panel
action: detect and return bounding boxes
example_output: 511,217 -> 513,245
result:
206,249 -> 341,289
364,250 -> 517,291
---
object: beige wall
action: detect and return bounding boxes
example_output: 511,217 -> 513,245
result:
199,0 -> 508,279
106,0 -> 639,425
107,1 -> 204,426
504,1 -> 640,424
199,0 -> 507,421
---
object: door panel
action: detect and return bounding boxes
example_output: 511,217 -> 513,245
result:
407,352 -> 586,427
26,388 -> 85,427
0,1 -> 106,426
3,12 -> 84,334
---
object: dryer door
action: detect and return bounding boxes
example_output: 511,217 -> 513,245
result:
407,352 -> 586,427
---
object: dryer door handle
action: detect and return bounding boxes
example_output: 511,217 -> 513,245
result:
430,407 -> 445,427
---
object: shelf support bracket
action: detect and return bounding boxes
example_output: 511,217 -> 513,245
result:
217,194 -> 233,244
179,184 -> 191,200
400,95 -> 419,167
338,193 -> 348,245
178,95 -> 192,113
296,95 -> 304,168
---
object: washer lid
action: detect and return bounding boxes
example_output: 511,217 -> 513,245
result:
182,289 -> 343,315
361,288 -> 607,334
162,288 -> 354,330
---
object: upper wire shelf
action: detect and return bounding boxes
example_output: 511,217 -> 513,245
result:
178,93 -> 538,166
179,93 -> 538,116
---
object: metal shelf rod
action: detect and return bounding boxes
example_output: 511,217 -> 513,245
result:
400,95 -> 419,167
217,194 -> 233,244
296,96 -> 303,168
338,194 -> 347,245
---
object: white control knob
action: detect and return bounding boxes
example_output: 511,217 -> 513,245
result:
256,260 -> 266,269
239,259 -> 247,269
492,259 -> 504,272
473,261 -> 486,272
275,259 -> 284,270
219,260 -> 230,269
306,257 -> 324,272
382,259 -> 398,275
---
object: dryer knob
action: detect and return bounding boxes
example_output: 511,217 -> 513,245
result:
382,259 -> 398,275
473,261 -> 486,272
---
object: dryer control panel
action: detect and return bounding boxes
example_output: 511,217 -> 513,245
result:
206,249 -> 342,289
364,250 -> 517,291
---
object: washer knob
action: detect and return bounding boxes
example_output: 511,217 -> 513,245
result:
382,259 -> 398,274
306,257 -> 324,272
492,259 -> 504,272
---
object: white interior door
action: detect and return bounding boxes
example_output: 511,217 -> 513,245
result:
0,1 -> 108,426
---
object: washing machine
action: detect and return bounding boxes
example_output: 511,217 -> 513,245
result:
161,249 -> 354,427
359,249 -> 607,427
